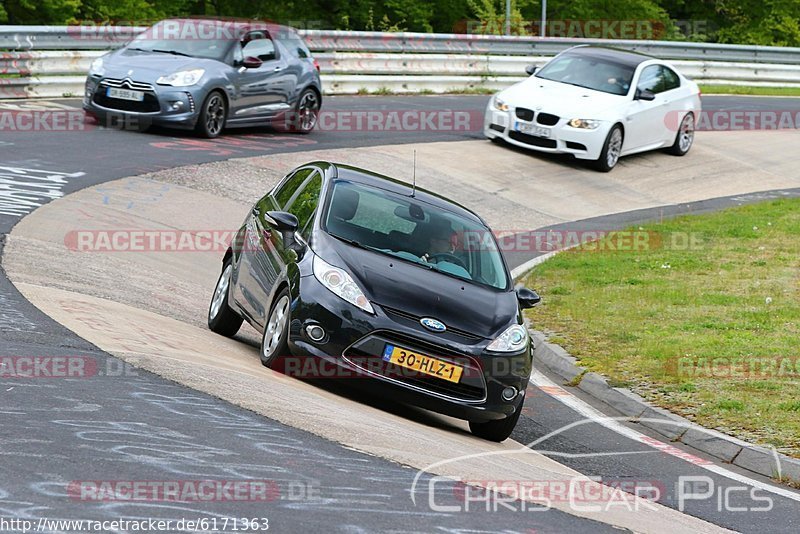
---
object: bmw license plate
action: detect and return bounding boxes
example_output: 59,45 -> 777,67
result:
515,122 -> 551,138
106,87 -> 144,102
382,344 -> 463,383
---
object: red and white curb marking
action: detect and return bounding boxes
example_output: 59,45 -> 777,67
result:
530,370 -> 800,502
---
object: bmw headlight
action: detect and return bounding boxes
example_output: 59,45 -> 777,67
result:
156,69 -> 205,87
492,96 -> 510,112
486,324 -> 529,353
313,256 -> 374,314
567,118 -> 600,130
89,57 -> 104,75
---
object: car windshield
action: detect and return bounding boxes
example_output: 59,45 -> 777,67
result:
129,21 -> 234,61
323,180 -> 509,290
535,53 -> 635,96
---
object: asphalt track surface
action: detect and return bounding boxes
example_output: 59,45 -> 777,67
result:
1,94 -> 800,533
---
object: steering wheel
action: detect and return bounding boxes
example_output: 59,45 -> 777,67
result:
428,252 -> 468,270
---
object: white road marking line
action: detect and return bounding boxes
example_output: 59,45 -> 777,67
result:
530,370 -> 800,502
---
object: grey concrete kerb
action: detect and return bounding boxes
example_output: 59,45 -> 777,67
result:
528,329 -> 800,485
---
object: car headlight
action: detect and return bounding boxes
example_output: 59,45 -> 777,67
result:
567,118 -> 600,130
486,324 -> 529,353
89,57 -> 104,75
313,255 -> 374,314
492,96 -> 509,112
156,69 -> 205,87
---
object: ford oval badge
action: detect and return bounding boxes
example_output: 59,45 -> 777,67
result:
420,317 -> 446,332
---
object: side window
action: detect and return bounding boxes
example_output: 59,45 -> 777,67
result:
274,168 -> 313,209
661,66 -> 681,91
285,171 -> 322,232
280,35 -> 311,59
241,32 -> 276,62
636,65 -> 664,94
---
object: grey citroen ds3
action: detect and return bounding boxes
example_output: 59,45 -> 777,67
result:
83,18 -> 322,137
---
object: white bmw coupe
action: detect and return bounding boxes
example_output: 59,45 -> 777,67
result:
484,45 -> 701,171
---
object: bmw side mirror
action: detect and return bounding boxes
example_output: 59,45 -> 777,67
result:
516,287 -> 541,309
634,88 -> 656,101
242,56 -> 263,69
525,64 -> 538,76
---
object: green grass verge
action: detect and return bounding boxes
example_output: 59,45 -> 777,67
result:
523,198 -> 800,456
699,84 -> 800,97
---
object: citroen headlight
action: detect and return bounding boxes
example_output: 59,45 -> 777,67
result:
486,324 -> 529,353
492,96 -> 509,112
89,57 -> 104,75
156,69 -> 205,87
313,256 -> 374,314
567,118 -> 600,130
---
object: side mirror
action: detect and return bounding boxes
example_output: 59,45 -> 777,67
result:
265,211 -> 303,252
265,211 -> 299,233
516,287 -> 541,309
242,56 -> 263,69
634,88 -> 656,101
525,64 -> 538,76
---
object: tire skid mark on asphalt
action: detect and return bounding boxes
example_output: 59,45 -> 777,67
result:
530,371 -> 800,502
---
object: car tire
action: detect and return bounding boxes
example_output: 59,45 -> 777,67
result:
468,405 -> 522,442
195,90 -> 227,139
667,112 -> 695,156
594,124 -> 624,172
208,257 -> 243,337
260,287 -> 291,369
286,88 -> 320,134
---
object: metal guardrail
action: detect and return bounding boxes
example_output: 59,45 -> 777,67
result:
2,26 -> 800,98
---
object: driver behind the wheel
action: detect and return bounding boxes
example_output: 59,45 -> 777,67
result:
421,218 -> 455,263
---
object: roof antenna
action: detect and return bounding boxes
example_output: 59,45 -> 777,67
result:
411,149 -> 417,197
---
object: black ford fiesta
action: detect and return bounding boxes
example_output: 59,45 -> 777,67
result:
207,161 -> 541,441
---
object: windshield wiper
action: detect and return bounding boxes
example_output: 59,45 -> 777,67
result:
330,234 -> 373,252
151,49 -> 192,57
329,234 -> 434,270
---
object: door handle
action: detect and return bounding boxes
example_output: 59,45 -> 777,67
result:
274,66 -> 284,72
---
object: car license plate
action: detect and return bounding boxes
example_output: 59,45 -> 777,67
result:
106,87 -> 144,102
382,344 -> 463,383
515,122 -> 551,138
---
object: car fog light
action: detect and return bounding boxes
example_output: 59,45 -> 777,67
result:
169,101 -> 184,111
306,324 -> 326,342
501,386 -> 518,401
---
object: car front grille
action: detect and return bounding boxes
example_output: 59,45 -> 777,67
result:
93,78 -> 160,113
509,131 -> 558,148
343,331 -> 486,402
536,112 -> 560,126
515,107 -> 534,121
380,306 -> 483,341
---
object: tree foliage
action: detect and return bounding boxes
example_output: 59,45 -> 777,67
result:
1,0 -> 798,46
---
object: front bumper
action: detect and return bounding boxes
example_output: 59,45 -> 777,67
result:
484,103 -> 608,161
283,275 -> 532,422
82,75 -> 202,130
